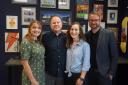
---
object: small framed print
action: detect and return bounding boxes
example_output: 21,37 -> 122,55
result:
107,10 -> 118,24
108,0 -> 118,7
5,32 -> 19,52
21,7 -> 36,25
12,0 -> 37,5
58,0 -> 70,9
40,0 -> 56,8
6,15 -> 18,29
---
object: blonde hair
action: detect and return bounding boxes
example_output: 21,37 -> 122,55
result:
25,20 -> 43,44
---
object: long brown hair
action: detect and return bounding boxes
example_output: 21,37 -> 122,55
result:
66,22 -> 86,48
25,20 -> 43,44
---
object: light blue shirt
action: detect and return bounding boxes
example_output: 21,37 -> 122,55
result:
66,40 -> 90,77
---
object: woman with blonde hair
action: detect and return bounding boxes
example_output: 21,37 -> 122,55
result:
20,20 -> 45,85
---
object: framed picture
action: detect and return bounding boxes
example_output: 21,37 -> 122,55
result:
40,11 -> 71,25
21,7 -> 36,25
22,28 -> 28,39
58,0 -> 70,9
12,0 -> 37,5
76,0 -> 89,20
93,4 -> 104,20
6,15 -> 18,29
5,32 -> 19,52
107,27 -> 118,41
40,0 -> 56,8
107,10 -> 118,24
108,0 -> 118,7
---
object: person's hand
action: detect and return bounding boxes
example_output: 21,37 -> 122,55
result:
108,74 -> 113,80
31,79 -> 39,85
76,78 -> 84,85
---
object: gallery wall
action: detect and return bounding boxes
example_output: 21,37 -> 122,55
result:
0,0 -> 128,85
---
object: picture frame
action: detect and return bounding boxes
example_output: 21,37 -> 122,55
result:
6,15 -> 18,29
107,27 -> 118,41
58,0 -> 70,10
40,0 -> 56,8
5,32 -> 19,52
107,10 -> 118,24
76,0 -> 89,20
12,0 -> 37,5
40,11 -> 71,25
21,7 -> 36,25
108,0 -> 118,7
93,4 -> 104,20
22,28 -> 28,39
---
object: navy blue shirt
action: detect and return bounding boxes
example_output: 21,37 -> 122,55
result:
42,31 -> 67,77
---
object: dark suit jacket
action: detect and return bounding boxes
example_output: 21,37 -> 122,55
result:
86,28 -> 118,77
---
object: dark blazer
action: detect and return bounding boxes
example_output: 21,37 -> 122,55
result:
86,28 -> 118,77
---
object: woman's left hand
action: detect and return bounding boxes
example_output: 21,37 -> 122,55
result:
76,78 -> 84,85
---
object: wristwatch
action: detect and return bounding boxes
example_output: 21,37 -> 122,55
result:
79,77 -> 84,81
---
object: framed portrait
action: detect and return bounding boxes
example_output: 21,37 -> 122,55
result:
93,4 -> 104,20
12,0 -> 37,5
5,32 -> 19,52
107,10 -> 118,24
76,0 -> 89,20
58,0 -> 70,9
40,11 -> 71,25
21,7 -> 36,25
40,0 -> 56,8
108,0 -> 118,7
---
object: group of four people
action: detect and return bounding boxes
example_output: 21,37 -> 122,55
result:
20,12 -> 118,85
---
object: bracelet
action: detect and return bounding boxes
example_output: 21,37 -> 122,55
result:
79,77 -> 84,81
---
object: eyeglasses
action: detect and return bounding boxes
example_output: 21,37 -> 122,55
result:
89,19 -> 100,22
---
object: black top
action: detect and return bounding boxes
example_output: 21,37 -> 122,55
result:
42,31 -> 67,77
86,29 -> 100,69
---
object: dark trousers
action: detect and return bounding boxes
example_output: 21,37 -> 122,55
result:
87,69 -> 112,85
45,73 -> 64,85
64,73 -> 88,85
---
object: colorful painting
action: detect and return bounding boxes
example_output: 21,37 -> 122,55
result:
5,32 -> 19,52
76,0 -> 89,20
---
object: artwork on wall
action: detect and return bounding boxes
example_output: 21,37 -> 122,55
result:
21,7 -> 36,25
12,0 -> 37,5
40,11 -> 71,25
93,4 -> 104,20
108,0 -> 118,7
5,32 -> 19,52
40,0 -> 56,8
6,15 -> 18,29
107,10 -> 118,24
22,28 -> 28,39
76,0 -> 89,20
107,27 -> 118,41
58,0 -> 70,9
